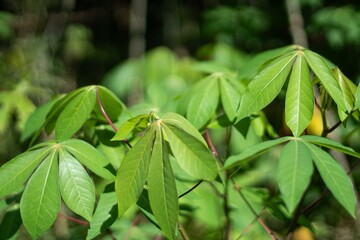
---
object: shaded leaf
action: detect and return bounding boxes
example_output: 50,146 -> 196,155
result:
148,126 -> 178,240
161,124 -> 218,180
278,140 -> 313,213
304,142 -> 356,217
304,50 -> 347,112
62,139 -> 115,180
55,86 -> 96,141
20,150 -> 60,239
21,98 -> 58,142
0,209 -> 22,240
93,86 -> 125,122
301,135 -> 360,158
0,146 -> 51,198
224,137 -> 291,169
87,188 -> 117,240
285,54 -> 314,137
59,149 -> 95,221
187,74 -> 220,128
115,126 -> 156,216
238,52 -> 296,120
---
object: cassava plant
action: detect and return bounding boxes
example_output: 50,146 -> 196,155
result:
1,44 -> 360,239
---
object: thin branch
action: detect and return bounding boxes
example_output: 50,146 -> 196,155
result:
178,180 -> 203,198
232,180 -> 278,240
95,86 -> 132,148
178,223 -> 190,240
58,213 -> 89,226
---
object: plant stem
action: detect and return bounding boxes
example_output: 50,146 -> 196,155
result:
232,180 -> 278,240
178,223 -> 190,240
58,213 -> 89,226
178,180 -> 203,198
95,86 -> 132,148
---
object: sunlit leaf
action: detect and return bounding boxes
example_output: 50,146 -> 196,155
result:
304,50 -> 347,112
161,124 -> 218,180
55,86 -> 96,141
62,139 -> 115,180
285,53 -> 314,137
20,150 -> 60,239
238,52 -> 297,120
220,77 -> 242,121
148,126 -> 178,240
278,140 -> 313,213
115,126 -> 156,216
0,146 -> 51,198
187,74 -> 220,128
300,135 -> 360,158
237,45 -> 296,80
304,142 -> 356,217
161,112 -> 206,145
224,137 -> 291,169
111,114 -> 148,141
59,149 -> 95,221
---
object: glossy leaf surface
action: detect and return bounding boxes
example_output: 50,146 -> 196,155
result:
238,52 -> 296,120
285,54 -> 314,137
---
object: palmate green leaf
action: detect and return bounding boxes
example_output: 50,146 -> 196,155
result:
224,137 -> 291,169
148,125 -> 178,240
59,149 -> 95,221
219,77 -> 242,121
161,124 -> 217,180
111,114 -> 148,141
238,52 -> 297,120
161,112 -> 207,145
304,142 -> 356,217
187,74 -> 220,129
55,86 -> 96,141
285,54 -> 314,137
300,135 -> 360,158
62,139 -> 115,180
87,189 -> 117,240
20,149 -> 61,239
303,50 -> 347,112
115,126 -> 156,216
278,140 -> 313,214
0,146 -> 51,198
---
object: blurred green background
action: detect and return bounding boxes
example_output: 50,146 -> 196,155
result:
1,0 -> 360,239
